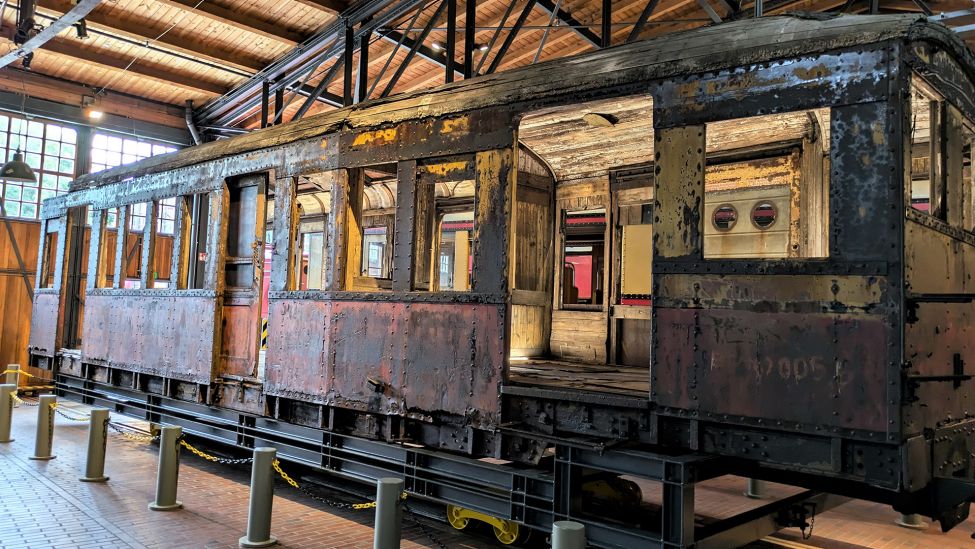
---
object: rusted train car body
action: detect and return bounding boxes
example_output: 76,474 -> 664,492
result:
28,13 -> 975,543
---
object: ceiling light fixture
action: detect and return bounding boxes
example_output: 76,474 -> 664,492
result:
86,109 -> 104,120
1,73 -> 36,183
431,41 -> 443,51
477,43 -> 489,52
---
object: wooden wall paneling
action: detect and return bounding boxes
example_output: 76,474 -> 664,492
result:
0,220 -> 40,378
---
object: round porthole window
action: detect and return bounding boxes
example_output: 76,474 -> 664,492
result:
712,204 -> 737,231
751,201 -> 777,229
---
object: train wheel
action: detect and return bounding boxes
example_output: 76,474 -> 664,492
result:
444,504 -> 526,545
446,504 -> 469,530
492,520 -> 521,545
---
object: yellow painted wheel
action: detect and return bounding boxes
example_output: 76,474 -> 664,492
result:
446,504 -> 469,530
493,520 -> 520,545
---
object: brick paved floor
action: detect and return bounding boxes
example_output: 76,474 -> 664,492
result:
1,399 -> 974,548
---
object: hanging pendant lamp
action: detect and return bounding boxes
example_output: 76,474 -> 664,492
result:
1,149 -> 36,183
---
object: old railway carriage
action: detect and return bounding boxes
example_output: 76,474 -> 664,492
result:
27,13 -> 975,546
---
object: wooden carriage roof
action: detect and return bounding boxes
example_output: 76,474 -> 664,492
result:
67,13 -> 968,191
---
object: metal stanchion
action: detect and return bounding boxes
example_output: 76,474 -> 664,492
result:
149,426 -> 183,511
744,478 -> 767,499
79,408 -> 110,482
895,513 -> 928,530
0,384 -> 15,443
373,477 -> 404,549
239,447 -> 278,548
552,521 -> 586,549
29,394 -> 56,460
4,364 -> 19,386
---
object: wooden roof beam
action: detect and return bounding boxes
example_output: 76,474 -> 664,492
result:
41,39 -> 229,95
290,0 -> 348,14
153,0 -> 304,45
33,0 -> 264,73
0,67 -> 188,128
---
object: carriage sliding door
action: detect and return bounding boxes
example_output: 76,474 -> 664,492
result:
219,174 -> 268,381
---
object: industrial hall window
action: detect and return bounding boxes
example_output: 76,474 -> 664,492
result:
561,208 -> 606,309
0,115 -> 76,220
90,133 -> 179,232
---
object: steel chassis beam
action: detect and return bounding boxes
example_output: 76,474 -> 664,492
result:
57,374 -> 847,548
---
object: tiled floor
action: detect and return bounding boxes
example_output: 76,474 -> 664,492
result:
1,398 -> 974,549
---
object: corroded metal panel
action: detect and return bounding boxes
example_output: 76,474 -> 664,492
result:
28,291 -> 60,357
654,308 -> 888,433
266,298 -> 505,429
264,299 -> 331,402
81,291 -> 217,384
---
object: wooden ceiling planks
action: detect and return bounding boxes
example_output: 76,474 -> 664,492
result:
0,0 -> 966,133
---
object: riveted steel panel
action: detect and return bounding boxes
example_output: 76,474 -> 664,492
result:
28,291 -> 60,357
81,293 -> 217,384
654,308 -> 888,433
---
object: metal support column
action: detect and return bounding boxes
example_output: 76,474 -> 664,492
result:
601,0 -> 612,48
356,25 -> 371,103
445,0 -> 456,83
463,0 -> 475,78
343,22 -> 355,106
260,80 -> 270,129
662,482 -> 694,546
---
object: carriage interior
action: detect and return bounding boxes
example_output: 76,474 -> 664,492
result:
505,94 -> 830,396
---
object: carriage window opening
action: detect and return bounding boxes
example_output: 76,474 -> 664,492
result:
909,78 -> 942,217
185,194 -> 209,290
150,201 -> 172,289
349,167 -> 395,291
129,202 -> 149,232
291,174 -> 332,291
703,109 -> 829,259
296,215 -> 327,290
712,205 -> 737,230
562,208 -> 606,309
95,210 -> 118,288
362,227 -> 389,278
413,161 -> 475,292
619,203 -> 652,306
41,224 -> 59,288
751,202 -> 777,229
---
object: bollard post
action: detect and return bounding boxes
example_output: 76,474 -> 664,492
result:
149,426 -> 183,511
552,521 -> 586,549
29,394 -> 56,460
373,477 -> 404,549
0,384 -> 15,443
895,513 -> 928,530
4,364 -> 19,386
744,478 -> 767,499
239,447 -> 278,548
79,408 -> 110,482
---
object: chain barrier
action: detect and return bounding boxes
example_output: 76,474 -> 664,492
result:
50,402 -> 91,422
107,421 -> 159,443
1,369 -> 33,378
268,457 -> 445,547
179,438 -> 255,465
402,498 -> 449,549
11,394 -> 38,406
272,459 -> 392,511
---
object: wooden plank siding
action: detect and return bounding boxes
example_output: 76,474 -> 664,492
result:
0,220 -> 40,382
